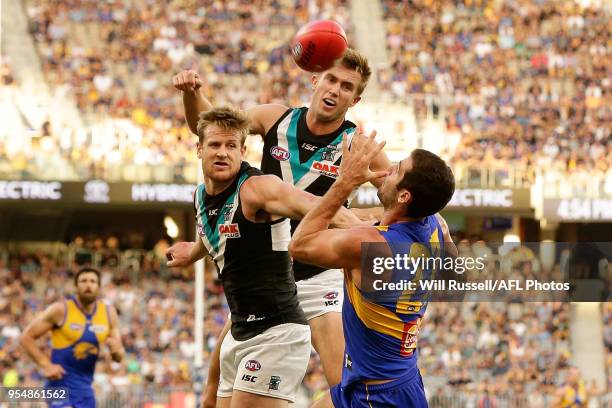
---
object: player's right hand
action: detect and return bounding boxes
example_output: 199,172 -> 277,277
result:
166,241 -> 196,267
41,363 -> 65,380
173,70 -> 203,92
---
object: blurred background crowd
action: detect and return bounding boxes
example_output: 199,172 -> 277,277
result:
1,239 -> 609,406
1,0 -> 610,406
0,0 -> 608,195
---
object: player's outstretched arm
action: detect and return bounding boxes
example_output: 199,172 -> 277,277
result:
173,70 -> 288,137
173,70 -> 212,134
20,302 -> 66,380
106,305 -> 125,363
202,319 -> 231,408
239,175 -> 362,228
166,239 -> 209,268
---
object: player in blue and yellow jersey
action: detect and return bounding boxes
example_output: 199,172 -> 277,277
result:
290,133 -> 456,408
20,267 -> 124,407
552,367 -> 590,408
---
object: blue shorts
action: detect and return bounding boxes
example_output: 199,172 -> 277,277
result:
47,391 -> 95,408
331,371 -> 428,408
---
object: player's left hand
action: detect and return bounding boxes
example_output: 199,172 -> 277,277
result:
166,241 -> 195,267
338,130 -> 387,188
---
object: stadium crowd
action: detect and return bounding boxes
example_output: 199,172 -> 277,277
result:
16,0 -> 351,182
2,0 -> 604,193
381,0 -> 611,195
3,238 -> 606,405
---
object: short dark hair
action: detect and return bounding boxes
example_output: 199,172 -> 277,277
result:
74,267 -> 101,286
397,149 -> 455,218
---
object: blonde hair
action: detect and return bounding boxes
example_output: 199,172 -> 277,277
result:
339,48 -> 371,95
196,107 -> 250,145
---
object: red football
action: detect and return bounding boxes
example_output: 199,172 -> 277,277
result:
290,20 -> 348,72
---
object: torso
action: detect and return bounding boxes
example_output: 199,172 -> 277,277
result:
48,297 -> 109,392
261,107 -> 357,281
195,162 -> 307,340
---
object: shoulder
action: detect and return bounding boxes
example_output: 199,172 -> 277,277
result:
240,174 -> 282,197
45,301 -> 66,324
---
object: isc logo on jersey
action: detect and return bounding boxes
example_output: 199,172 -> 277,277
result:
219,224 -> 241,238
312,161 -> 339,178
270,146 -> 290,161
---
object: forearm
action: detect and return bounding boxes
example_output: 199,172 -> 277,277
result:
293,180 -> 354,244
20,335 -> 50,368
183,89 -> 213,135
189,240 -> 207,263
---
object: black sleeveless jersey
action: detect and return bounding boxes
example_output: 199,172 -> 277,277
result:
195,162 -> 307,340
260,107 -> 357,281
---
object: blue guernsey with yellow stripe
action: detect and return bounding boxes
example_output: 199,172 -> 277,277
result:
48,296 -> 109,393
341,215 -> 443,387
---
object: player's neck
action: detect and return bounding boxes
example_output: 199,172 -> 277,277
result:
381,207 -> 421,226
204,176 -> 234,196
305,109 -> 344,136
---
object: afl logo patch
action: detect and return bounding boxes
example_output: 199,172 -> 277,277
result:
324,291 -> 338,300
270,146 -> 291,161
245,360 -> 261,372
70,323 -> 83,331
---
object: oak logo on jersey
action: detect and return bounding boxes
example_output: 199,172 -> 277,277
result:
245,360 -> 261,372
219,223 -> 240,238
311,161 -> 339,178
400,318 -> 421,357
73,342 -> 98,360
270,146 -> 291,161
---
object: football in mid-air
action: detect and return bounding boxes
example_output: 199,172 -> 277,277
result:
290,20 -> 348,72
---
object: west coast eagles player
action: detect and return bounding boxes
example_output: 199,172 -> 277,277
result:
20,268 -> 124,407
290,135 -> 456,407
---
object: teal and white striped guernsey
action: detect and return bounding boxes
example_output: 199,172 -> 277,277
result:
261,107 -> 357,281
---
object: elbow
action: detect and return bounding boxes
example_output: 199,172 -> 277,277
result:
288,239 -> 303,261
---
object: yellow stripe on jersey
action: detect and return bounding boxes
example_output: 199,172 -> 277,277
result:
346,276 -> 411,341
375,225 -> 389,232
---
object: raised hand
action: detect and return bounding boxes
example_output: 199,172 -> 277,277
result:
338,130 -> 387,188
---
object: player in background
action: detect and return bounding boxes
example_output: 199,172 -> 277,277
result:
20,267 -> 124,408
166,107 -> 364,408
289,134 -> 456,408
173,48 -> 391,404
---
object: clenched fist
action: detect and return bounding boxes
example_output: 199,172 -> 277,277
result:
173,70 -> 203,92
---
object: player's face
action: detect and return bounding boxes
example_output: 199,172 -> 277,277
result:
197,125 -> 246,183
311,66 -> 362,123
377,157 -> 412,209
76,272 -> 99,304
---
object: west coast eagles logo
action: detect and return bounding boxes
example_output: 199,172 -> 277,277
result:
73,342 -> 98,360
